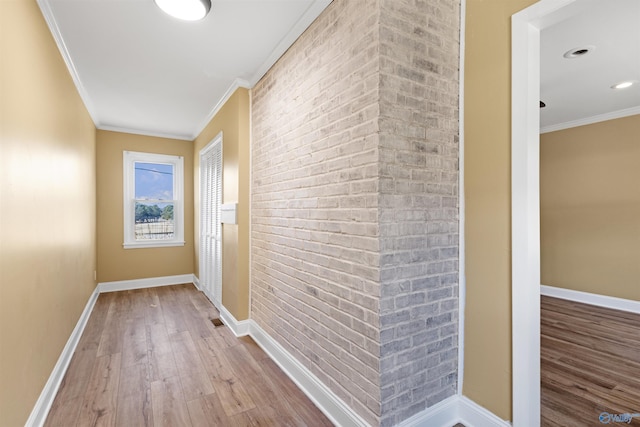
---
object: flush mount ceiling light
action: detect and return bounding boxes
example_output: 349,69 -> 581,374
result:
611,80 -> 637,90
563,45 -> 595,59
154,0 -> 211,21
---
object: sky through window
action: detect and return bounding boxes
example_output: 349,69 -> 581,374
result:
134,162 -> 174,200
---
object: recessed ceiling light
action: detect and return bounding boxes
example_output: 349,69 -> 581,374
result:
155,0 -> 211,21
611,81 -> 636,90
563,45 -> 595,59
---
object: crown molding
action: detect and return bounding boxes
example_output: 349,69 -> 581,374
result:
191,78 -> 251,140
541,105 -> 640,133
247,0 -> 332,86
36,0 -> 100,127
97,124 -> 194,141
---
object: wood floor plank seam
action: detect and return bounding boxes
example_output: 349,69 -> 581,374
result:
44,284 -> 332,427
542,295 -> 640,427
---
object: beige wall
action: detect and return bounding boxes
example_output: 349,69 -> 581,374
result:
541,115 -> 640,300
193,89 -> 250,321
0,1 -> 97,425
96,130 -> 194,282
464,0 -> 537,420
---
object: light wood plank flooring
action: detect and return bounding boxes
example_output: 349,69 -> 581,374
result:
541,296 -> 640,426
44,284 -> 333,427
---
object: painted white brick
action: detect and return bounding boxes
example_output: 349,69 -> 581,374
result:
251,0 -> 460,425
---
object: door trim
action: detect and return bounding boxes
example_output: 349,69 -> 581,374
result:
511,1 -> 578,424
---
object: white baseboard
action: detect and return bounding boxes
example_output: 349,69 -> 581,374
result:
248,321 -> 370,427
28,274 -> 197,426
98,274 -> 195,293
205,310 -> 510,427
396,395 -> 459,427
541,285 -> 640,314
217,303 -> 251,337
395,394 -> 510,427
29,275 -> 509,427
458,396 -> 512,427
25,288 -> 100,427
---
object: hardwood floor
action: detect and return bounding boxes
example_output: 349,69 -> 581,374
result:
44,284 -> 333,427
541,296 -> 640,427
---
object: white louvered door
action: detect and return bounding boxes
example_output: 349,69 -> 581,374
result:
199,134 -> 222,306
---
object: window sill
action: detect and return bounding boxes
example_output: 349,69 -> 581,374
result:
123,241 -> 185,249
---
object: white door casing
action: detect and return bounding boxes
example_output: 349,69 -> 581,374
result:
511,0 -> 580,425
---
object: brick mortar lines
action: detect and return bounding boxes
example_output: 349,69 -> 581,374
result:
375,0 -> 461,425
251,267 -> 381,412
251,0 -> 460,424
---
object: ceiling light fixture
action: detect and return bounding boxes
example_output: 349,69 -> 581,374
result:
154,0 -> 211,21
563,45 -> 595,59
611,81 -> 636,90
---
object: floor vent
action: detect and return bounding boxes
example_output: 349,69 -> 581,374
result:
211,318 -> 224,327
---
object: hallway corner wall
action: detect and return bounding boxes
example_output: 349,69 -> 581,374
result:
193,88 -> 251,321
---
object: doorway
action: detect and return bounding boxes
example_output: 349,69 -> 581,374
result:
512,0 -> 639,424
511,0 -> 575,425
511,0 -> 621,424
199,132 -> 223,307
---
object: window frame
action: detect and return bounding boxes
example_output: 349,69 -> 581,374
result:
123,151 -> 185,249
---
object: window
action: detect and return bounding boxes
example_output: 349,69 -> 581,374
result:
123,151 -> 184,248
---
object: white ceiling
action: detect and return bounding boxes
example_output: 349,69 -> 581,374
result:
38,0 -> 331,140
39,0 -> 640,140
540,0 -> 640,132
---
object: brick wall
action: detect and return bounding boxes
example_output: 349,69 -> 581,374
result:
251,1 -> 460,425
251,2 -> 382,424
378,0 -> 461,425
